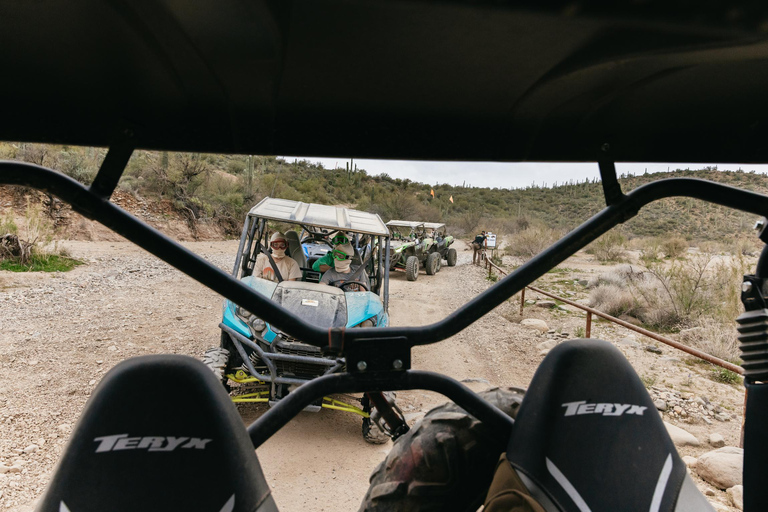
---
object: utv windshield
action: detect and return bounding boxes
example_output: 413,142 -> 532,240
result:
270,282 -> 347,329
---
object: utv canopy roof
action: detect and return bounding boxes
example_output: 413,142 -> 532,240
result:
248,197 -> 389,237
5,1 -> 768,163
422,223 -> 446,231
386,221 -> 426,230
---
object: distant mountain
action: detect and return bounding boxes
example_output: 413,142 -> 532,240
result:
2,143 -> 766,241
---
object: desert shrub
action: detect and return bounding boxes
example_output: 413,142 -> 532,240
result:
0,200 -> 79,271
678,318 -> 740,362
506,226 -> 559,262
586,230 -> 626,262
709,367 -> 741,385
639,237 -> 663,264
661,237 -> 688,259
588,284 -> 637,317
733,238 -> 760,256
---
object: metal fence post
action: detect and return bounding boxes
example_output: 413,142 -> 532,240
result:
520,288 -> 526,316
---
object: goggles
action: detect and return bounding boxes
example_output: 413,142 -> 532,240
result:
331,249 -> 352,261
270,241 -> 287,250
331,233 -> 349,245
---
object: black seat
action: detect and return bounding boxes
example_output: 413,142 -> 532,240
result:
37,355 -> 277,512
506,339 -> 711,511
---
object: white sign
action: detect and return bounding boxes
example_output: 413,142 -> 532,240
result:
486,232 -> 497,248
301,299 -> 319,307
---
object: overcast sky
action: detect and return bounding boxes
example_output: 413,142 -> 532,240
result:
287,157 -> 768,190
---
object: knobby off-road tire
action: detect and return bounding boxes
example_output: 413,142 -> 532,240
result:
425,252 -> 440,275
405,256 -> 419,281
362,393 -> 395,444
359,387 -> 525,512
446,248 -> 457,267
202,347 -> 230,385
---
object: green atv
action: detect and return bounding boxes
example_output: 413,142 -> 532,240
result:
422,222 -> 457,267
385,220 -> 442,281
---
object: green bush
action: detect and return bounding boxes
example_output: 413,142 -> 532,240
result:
709,367 -> 741,385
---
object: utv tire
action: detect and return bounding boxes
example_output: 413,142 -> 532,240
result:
363,417 -> 391,445
362,392 -> 396,445
425,252 -> 440,275
446,248 -> 457,267
359,387 -> 525,512
202,347 -> 230,385
405,256 -> 419,281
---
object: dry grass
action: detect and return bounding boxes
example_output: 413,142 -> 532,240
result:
588,251 -> 754,359
506,226 -> 559,262
588,283 -> 637,317
661,237 -> 688,259
585,230 -> 627,262
678,318 -> 741,362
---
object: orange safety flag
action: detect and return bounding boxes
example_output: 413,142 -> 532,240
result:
449,195 -> 454,203
430,189 -> 435,198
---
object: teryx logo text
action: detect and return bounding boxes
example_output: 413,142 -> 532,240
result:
562,400 -> 647,417
93,434 -> 212,453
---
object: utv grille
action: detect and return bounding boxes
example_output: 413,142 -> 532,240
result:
273,338 -> 331,378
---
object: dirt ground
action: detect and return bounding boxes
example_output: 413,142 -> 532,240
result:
0,239 -> 747,511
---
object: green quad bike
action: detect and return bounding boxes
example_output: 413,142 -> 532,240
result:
422,222 -> 457,267
385,220 -> 442,281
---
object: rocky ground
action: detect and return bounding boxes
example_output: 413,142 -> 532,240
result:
0,238 -> 748,511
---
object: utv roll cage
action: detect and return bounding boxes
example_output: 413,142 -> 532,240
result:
385,220 -> 426,240
235,197 -> 391,297
4,2 -> 768,509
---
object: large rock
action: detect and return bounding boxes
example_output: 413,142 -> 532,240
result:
663,422 -> 701,447
521,318 -> 548,332
727,485 -> 744,510
696,447 -> 743,489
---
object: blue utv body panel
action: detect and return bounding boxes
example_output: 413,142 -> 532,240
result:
345,291 -> 387,327
221,276 -> 278,338
221,276 -> 385,340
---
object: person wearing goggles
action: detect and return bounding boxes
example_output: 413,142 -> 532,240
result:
312,231 -> 350,273
320,242 -> 370,291
253,231 -> 302,282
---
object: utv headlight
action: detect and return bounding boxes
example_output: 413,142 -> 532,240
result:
235,306 -> 266,334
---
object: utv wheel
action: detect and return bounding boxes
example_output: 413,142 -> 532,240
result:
363,417 -> 391,445
425,252 -> 440,275
446,248 -> 457,267
362,393 -> 396,445
405,256 -> 419,281
202,347 -> 230,385
359,387 -> 525,512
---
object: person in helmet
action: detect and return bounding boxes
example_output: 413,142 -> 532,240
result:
312,231 -> 350,273
320,242 -> 370,291
253,231 -> 302,282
